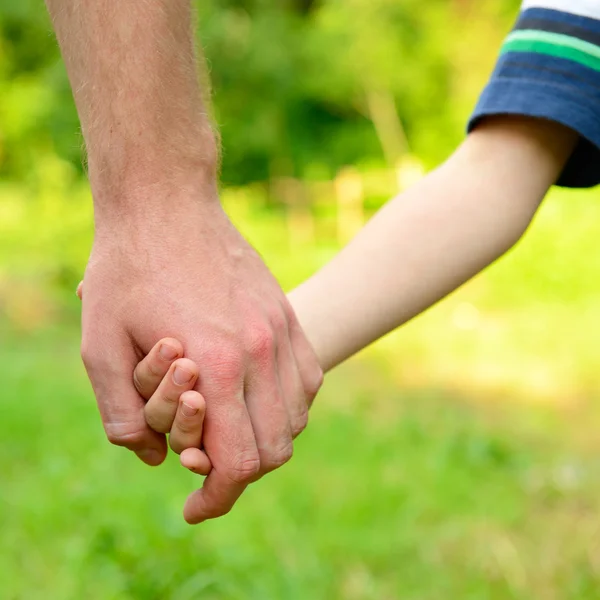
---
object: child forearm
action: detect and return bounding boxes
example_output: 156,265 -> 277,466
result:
289,117 -> 577,372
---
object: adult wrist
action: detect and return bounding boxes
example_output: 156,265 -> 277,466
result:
90,123 -> 218,184
89,126 -> 220,222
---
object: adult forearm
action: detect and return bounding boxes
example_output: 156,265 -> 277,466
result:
45,0 -> 217,216
290,118 -> 577,372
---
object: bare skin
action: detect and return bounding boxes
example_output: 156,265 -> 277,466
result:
121,117 -> 577,521
47,0 -> 323,524
134,117 -> 577,374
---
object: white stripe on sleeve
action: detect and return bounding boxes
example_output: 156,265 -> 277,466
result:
521,0 -> 600,20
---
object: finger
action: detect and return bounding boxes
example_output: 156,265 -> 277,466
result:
244,328 -> 293,475
181,447 -> 212,477
276,329 -> 308,439
169,390 -> 206,455
144,358 -> 198,434
81,328 -> 167,466
183,467 -> 247,525
133,338 -> 184,400
183,375 -> 259,524
287,309 -> 324,407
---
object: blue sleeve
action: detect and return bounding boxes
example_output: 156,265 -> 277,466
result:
468,7 -> 600,188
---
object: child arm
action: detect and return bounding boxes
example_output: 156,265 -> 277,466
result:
289,117 -> 577,372
126,117 -> 576,478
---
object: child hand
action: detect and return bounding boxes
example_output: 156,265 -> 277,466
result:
133,338 -> 211,476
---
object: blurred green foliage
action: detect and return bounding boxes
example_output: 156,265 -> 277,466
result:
1,0 -> 600,397
1,0 -> 599,399
4,329 -> 600,599
0,0 -> 521,323
4,2 -> 600,597
0,0 -> 519,183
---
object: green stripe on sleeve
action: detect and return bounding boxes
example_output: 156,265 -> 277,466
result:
506,30 -> 600,59
501,32 -> 600,72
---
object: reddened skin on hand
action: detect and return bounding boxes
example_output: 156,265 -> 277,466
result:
78,201 -> 322,523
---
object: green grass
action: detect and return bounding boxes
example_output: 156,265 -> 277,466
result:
4,328 -> 600,599
5,185 -> 600,598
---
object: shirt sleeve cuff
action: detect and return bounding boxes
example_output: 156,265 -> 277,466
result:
468,78 -> 600,188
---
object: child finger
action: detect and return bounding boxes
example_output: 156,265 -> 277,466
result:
144,358 -> 198,434
181,447 -> 212,476
133,338 -> 184,400
169,390 -> 206,455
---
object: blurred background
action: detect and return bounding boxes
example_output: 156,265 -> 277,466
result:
3,0 -> 600,598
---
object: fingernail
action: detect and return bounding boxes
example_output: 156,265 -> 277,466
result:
139,449 -> 162,465
159,344 -> 179,361
174,367 -> 194,385
181,402 -> 199,417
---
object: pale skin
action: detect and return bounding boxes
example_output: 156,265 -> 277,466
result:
46,0 -> 323,525
79,116 -> 577,523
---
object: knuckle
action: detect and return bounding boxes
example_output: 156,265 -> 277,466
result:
262,441 -> 294,472
269,309 -> 288,335
160,391 -> 179,406
226,453 -> 261,483
104,422 -> 147,449
169,438 -> 184,455
247,325 -> 275,361
291,410 -> 309,439
305,365 -> 324,402
144,408 -> 171,434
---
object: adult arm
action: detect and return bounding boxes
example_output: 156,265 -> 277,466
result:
102,116 -> 576,522
45,0 -> 322,523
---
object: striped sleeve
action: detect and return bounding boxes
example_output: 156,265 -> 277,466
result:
468,1 -> 600,188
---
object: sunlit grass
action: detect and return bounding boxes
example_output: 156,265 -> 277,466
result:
3,328 -> 600,599
4,173 -> 600,598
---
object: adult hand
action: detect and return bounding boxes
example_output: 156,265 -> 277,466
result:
81,192 -> 323,523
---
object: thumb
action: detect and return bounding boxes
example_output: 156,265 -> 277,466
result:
81,326 -> 168,466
